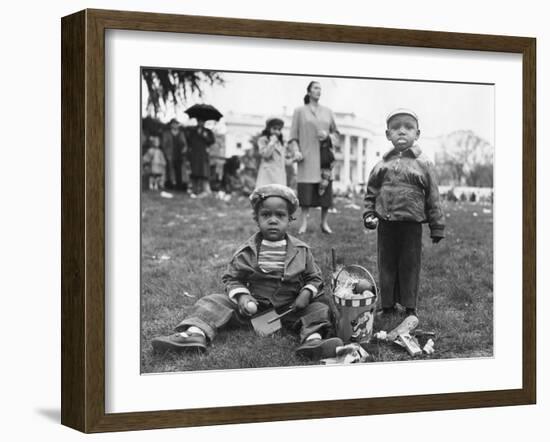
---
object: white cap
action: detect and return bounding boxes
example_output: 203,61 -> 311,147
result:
386,108 -> 419,125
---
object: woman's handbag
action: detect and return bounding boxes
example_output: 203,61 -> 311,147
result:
320,136 -> 335,168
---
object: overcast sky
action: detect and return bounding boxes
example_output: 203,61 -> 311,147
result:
198,71 -> 494,144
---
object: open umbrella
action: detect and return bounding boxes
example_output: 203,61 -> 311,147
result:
141,116 -> 166,136
184,104 -> 223,122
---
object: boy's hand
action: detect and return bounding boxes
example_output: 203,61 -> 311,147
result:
431,236 -> 443,244
294,151 -> 304,162
363,215 -> 379,230
236,293 -> 258,317
294,288 -> 312,310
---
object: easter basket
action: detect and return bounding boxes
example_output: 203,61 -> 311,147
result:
332,264 -> 378,343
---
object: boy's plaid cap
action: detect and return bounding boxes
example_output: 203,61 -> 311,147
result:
250,184 -> 299,215
386,108 -> 419,126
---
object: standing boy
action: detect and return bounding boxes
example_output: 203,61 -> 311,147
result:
363,109 -> 445,316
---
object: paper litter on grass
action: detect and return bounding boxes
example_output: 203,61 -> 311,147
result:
320,343 -> 370,365
394,333 -> 422,356
344,203 -> 361,210
423,339 -> 435,354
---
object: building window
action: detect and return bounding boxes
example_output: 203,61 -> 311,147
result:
236,142 -> 242,149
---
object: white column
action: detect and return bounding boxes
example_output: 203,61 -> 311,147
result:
356,136 -> 364,185
225,133 -> 235,157
363,137 -> 370,182
363,138 -> 376,183
342,134 -> 351,186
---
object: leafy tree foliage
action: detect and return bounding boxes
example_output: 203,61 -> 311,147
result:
142,69 -> 224,118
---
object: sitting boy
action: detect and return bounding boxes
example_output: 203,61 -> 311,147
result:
152,184 -> 342,360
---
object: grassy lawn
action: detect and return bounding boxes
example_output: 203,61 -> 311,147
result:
141,192 -> 493,373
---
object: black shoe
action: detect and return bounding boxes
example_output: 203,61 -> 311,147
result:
152,332 -> 207,353
377,306 -> 397,316
295,337 -> 343,360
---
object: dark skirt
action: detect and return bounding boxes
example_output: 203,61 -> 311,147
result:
297,182 -> 333,208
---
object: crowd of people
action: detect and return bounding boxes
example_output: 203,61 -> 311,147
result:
142,117 -> 217,197
143,80 -> 342,231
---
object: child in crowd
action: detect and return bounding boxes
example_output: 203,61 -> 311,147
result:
363,109 -> 445,316
256,117 -> 289,187
240,148 -> 260,195
152,184 -> 342,359
142,134 -> 167,190
221,155 -> 243,194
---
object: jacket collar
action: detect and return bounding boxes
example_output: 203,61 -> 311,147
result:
237,232 -> 309,258
241,232 -> 309,253
383,144 -> 422,160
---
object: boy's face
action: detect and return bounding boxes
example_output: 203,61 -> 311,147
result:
256,196 -> 290,241
385,114 -> 420,150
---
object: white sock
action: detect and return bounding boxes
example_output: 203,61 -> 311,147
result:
179,326 -> 206,337
305,332 -> 322,342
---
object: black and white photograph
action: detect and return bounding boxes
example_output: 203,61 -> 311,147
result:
140,68 -> 494,374
2,0 -> 544,438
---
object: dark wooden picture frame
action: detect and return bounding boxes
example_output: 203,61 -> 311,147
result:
61,8 -> 536,433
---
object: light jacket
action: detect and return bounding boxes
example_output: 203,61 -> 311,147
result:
363,144 -> 445,238
143,147 -> 167,175
221,233 -> 322,307
256,135 -> 287,187
289,104 -> 339,183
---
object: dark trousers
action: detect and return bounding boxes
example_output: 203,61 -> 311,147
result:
165,159 -> 184,190
191,177 -> 210,194
175,293 -> 333,343
377,220 -> 422,309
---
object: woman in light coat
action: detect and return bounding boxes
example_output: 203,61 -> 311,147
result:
289,81 -> 339,234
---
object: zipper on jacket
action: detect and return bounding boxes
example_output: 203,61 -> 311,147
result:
394,151 -> 402,172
